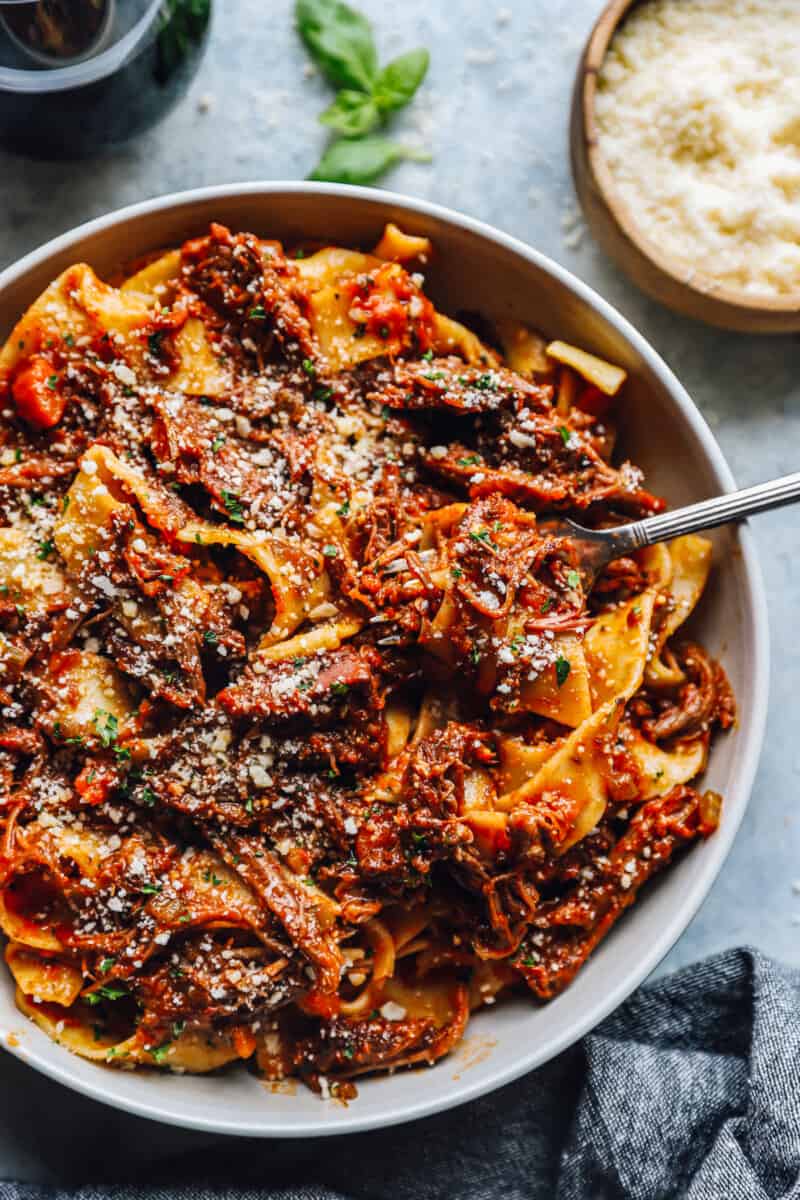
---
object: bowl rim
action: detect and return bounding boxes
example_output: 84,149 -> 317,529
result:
579,0 -> 800,321
0,181 -> 770,1138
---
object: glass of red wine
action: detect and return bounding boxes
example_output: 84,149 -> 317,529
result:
0,0 -> 212,157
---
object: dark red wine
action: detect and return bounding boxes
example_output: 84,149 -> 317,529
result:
2,0 -> 110,62
0,0 -> 212,157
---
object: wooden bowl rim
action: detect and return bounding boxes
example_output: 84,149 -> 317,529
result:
581,0 -> 800,318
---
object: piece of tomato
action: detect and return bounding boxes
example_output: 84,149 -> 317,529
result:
74,762 -> 117,807
575,384 -> 612,419
11,356 -> 66,430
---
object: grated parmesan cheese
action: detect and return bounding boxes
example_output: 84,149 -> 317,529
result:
595,0 -> 800,296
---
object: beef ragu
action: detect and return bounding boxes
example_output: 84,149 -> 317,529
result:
0,222 -> 733,1098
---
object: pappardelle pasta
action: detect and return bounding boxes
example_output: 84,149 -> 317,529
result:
0,222 -> 734,1097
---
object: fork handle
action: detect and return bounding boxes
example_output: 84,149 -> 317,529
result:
624,470 -> 800,549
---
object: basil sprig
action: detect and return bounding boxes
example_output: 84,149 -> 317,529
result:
296,0 -> 377,91
311,136 -> 429,185
372,49 -> 429,112
296,0 -> 430,184
319,90 -> 380,139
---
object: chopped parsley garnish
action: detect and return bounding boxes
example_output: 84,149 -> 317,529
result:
540,596 -> 555,614
203,869 -> 223,886
315,385 -> 334,402
422,348 -> 434,361
46,374 -> 58,390
148,330 -> 165,357
221,490 -> 245,524
203,630 -> 219,645
245,798 -> 254,814
558,425 -> 571,445
330,681 -> 349,697
93,708 -> 119,748
36,538 -> 55,561
322,544 -> 338,557
64,333 -> 74,347
555,656 -> 571,687
211,434 -> 226,453
336,499 -> 350,517
567,569 -> 580,589
150,1040 -> 173,1064
423,370 -> 445,382
86,983 -> 128,1005
140,787 -> 157,807
470,645 -> 481,665
451,566 -> 463,579
249,305 -> 267,320
99,957 -> 116,974
302,358 -> 316,376
457,455 -> 480,467
140,882 -> 162,895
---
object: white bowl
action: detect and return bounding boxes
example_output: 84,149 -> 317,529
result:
0,183 -> 769,1137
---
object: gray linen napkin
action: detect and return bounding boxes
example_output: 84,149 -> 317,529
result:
1,947 -> 795,1199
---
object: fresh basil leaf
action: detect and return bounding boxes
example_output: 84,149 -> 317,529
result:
319,89 -> 380,137
310,135 -> 406,184
373,48 -> 429,112
296,0 -> 378,92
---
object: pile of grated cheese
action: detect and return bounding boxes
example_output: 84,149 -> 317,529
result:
595,0 -> 800,297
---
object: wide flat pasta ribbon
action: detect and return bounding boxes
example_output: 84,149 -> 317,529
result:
498,592 -> 657,850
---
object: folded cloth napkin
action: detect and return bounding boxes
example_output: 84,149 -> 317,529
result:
1,947 -> 798,1200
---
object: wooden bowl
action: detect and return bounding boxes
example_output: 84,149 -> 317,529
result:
571,0 -> 800,333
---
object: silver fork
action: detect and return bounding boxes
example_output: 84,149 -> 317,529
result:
542,470 -> 800,587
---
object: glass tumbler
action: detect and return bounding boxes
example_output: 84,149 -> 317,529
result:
0,0 -> 212,157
